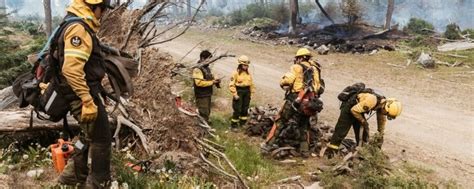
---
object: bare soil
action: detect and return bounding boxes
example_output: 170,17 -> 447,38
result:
156,28 -> 474,187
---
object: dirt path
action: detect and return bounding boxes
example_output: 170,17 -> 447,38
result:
157,30 -> 474,186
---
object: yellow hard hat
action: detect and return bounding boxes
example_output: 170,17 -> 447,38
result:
295,48 -> 312,57
238,55 -> 250,65
84,0 -> 114,8
384,98 -> 402,120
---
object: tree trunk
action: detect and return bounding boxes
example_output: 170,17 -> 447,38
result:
186,0 -> 192,18
288,0 -> 298,34
384,0 -> 395,29
0,0 -> 6,24
43,0 -> 52,37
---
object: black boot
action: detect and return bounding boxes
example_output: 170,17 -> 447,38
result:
230,121 -> 239,132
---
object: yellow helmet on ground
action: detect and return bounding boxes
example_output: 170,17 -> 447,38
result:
84,0 -> 114,8
295,48 -> 312,57
384,98 -> 402,120
238,55 -> 250,65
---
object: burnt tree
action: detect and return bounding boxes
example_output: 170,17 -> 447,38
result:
384,0 -> 395,29
43,0 -> 52,37
289,0 -> 298,34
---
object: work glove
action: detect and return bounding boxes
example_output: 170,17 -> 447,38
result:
214,79 -> 221,88
233,95 -> 240,101
81,97 -> 98,123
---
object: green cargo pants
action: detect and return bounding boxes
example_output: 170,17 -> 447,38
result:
59,92 -> 111,188
329,102 -> 368,147
231,87 -> 251,128
267,93 -> 310,154
196,96 -> 212,122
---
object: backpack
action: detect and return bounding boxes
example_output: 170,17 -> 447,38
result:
13,17 -> 86,123
337,82 -> 384,107
295,63 -> 324,116
12,17 -> 138,129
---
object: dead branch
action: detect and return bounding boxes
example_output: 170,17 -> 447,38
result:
191,53 -> 236,69
314,0 -> 335,25
199,153 -> 238,180
120,0 -> 167,51
362,29 -> 391,40
140,0 -> 206,48
386,63 -> 406,69
433,52 -> 468,59
116,115 -> 150,154
195,137 -> 249,189
277,175 -> 301,184
177,41 -> 204,63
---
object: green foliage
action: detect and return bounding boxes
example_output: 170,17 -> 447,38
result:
0,31 -> 45,89
216,3 -> 288,26
209,115 -> 278,188
319,135 -> 446,188
340,0 -> 363,24
403,18 -> 435,35
444,23 -> 462,40
0,142 -> 51,171
245,17 -> 279,29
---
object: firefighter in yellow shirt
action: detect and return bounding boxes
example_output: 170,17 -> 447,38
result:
263,48 -> 323,157
56,0 -> 114,187
192,50 -> 221,122
229,55 -> 255,130
327,85 -> 402,156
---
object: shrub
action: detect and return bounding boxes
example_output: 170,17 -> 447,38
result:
403,18 -> 435,35
266,3 -> 289,24
223,3 -> 288,26
340,0 -> 363,25
444,23 -> 462,40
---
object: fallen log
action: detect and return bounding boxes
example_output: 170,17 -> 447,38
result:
0,110 -> 80,132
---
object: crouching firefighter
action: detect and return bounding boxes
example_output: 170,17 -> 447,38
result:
193,50 -> 221,122
262,48 -> 324,157
326,83 -> 402,156
53,0 -> 115,187
229,55 -> 255,131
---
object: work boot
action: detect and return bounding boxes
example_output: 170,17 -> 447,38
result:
239,119 -> 247,127
260,142 -> 278,155
57,161 -> 87,187
324,145 -> 339,159
230,121 -> 239,132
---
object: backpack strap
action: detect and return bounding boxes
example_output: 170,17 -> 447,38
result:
37,17 -> 83,62
297,63 -> 315,92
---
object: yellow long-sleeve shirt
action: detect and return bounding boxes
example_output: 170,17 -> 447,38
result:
228,70 -> 255,97
61,0 -> 101,102
280,61 -> 321,93
192,68 -> 214,87
351,93 -> 387,133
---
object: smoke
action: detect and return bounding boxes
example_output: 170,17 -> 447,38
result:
207,0 -> 473,31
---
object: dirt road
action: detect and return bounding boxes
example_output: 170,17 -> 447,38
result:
157,30 -> 474,186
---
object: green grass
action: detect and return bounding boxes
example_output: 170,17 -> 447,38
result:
209,114 -> 282,188
112,153 -> 215,189
318,137 -> 457,189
